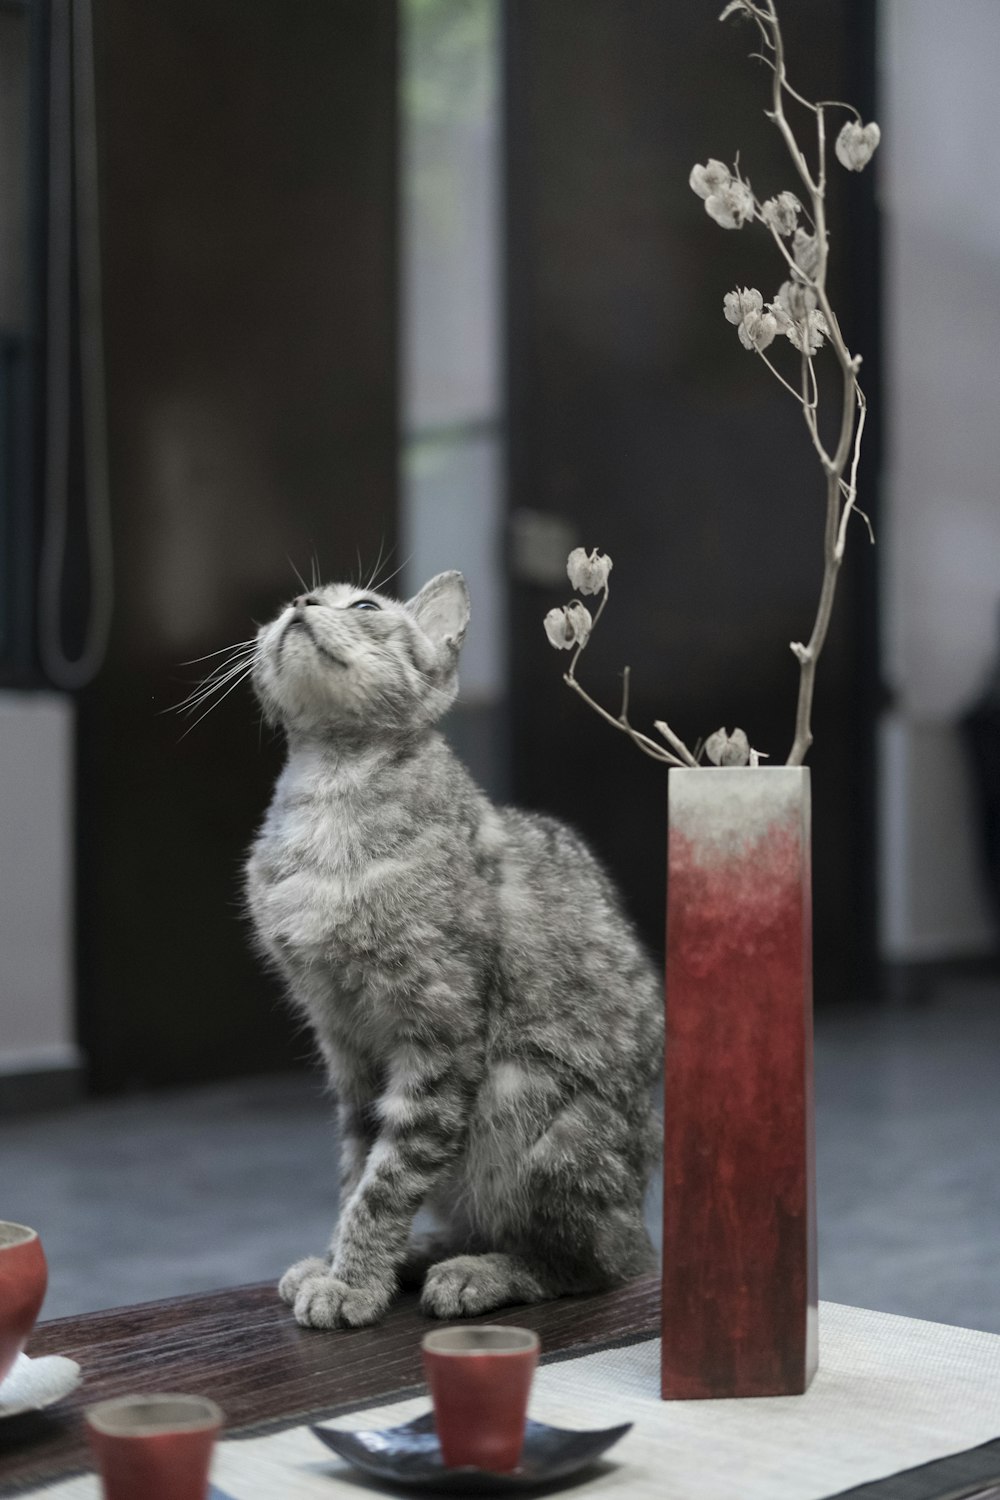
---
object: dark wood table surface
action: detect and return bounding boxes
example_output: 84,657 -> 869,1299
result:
0,1275 -> 660,1495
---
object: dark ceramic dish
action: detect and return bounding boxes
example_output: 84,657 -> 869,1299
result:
311,1410 -> 632,1493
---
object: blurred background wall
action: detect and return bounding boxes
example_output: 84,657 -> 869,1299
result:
398,0 -> 507,798
1,0 -> 997,1104
878,0 -> 1000,964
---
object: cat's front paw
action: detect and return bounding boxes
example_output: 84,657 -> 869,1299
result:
278,1255 -> 329,1307
291,1270 -> 393,1330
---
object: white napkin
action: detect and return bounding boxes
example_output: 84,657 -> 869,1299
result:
0,1352 -> 82,1418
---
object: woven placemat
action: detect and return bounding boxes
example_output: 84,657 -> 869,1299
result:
22,1303 -> 1000,1499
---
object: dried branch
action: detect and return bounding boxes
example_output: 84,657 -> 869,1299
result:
757,0 -> 874,764
542,0 -> 877,772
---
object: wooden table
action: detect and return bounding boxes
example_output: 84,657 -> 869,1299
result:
0,1275 -> 660,1493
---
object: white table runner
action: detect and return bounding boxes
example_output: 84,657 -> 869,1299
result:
31,1301 -> 1000,1499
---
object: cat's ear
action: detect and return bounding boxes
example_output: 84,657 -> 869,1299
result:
408,571 -> 470,653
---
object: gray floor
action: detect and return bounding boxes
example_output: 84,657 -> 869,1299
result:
2,970 -> 999,1331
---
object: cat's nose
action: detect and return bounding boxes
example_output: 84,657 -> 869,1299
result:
293,594 -> 322,609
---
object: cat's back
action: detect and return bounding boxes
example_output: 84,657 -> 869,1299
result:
483,803 -> 662,1078
489,803 -> 636,951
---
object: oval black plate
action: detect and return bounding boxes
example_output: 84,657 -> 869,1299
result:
310,1410 -> 632,1493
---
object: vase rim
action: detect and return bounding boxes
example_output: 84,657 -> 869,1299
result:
668,765 -> 809,774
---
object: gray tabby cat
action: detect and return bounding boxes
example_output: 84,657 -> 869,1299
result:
244,571 -> 662,1329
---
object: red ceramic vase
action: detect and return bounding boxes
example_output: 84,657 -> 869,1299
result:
422,1326 -> 539,1472
85,1394 -> 223,1500
0,1222 -> 48,1385
663,767 -> 818,1399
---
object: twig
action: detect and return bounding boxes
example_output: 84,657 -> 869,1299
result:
562,582 -> 697,767
563,671 -> 685,767
755,346 -> 808,405
654,718 -> 700,767
748,49 -> 818,116
760,211 -> 816,285
835,391 -> 868,561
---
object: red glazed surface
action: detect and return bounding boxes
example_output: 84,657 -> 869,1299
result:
85,1400 -> 221,1500
662,771 -> 818,1399
86,1427 -> 218,1500
423,1340 -> 538,1471
0,1227 -> 48,1385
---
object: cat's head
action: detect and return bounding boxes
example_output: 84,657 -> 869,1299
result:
252,571 -> 470,740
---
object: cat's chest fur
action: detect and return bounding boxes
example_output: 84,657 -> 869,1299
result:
245,737 -> 492,1035
251,752 -> 403,940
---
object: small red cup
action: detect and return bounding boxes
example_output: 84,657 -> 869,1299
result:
0,1222 -> 48,1385
85,1393 -> 223,1500
422,1325 -> 540,1472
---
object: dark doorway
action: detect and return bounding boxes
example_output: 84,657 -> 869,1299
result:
505,0 -> 880,1000
78,0 -> 399,1088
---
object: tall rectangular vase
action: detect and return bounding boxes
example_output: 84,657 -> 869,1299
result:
662,767 -> 817,1399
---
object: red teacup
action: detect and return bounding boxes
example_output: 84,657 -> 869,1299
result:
422,1325 -> 540,1472
85,1393 -> 223,1500
0,1222 -> 48,1385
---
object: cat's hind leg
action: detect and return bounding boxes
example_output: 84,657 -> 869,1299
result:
421,1088 -> 657,1319
420,1197 -> 654,1317
420,1251 -> 592,1318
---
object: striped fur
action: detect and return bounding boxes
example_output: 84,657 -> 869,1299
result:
245,572 -> 662,1328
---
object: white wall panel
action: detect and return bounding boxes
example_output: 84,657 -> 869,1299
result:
0,693 -> 79,1072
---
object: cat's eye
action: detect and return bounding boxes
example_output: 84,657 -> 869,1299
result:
348,599 -> 381,611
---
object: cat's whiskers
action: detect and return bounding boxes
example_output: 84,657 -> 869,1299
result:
370,554 -> 412,596
175,644 -> 258,700
180,637 -> 257,667
171,642 -> 259,724
365,543 -> 413,597
178,661 -> 258,737
175,665 -> 255,718
364,538 -> 388,594
288,555 -> 310,596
